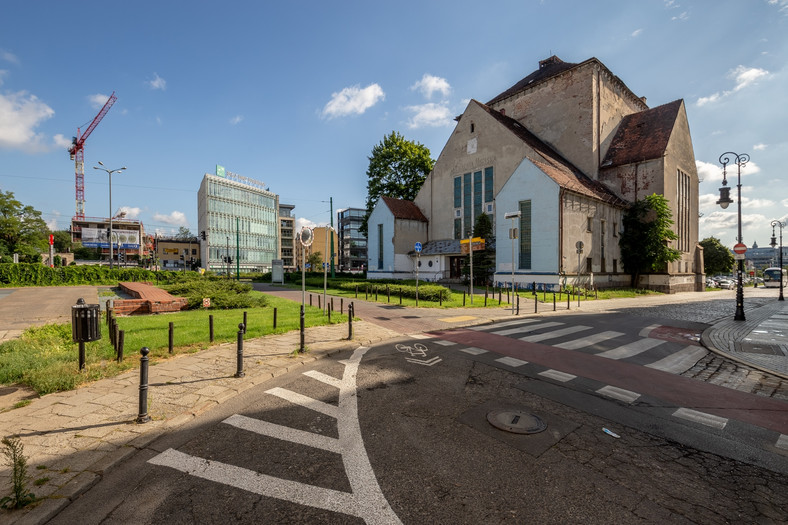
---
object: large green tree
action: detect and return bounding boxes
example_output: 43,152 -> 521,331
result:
52,230 -> 74,253
0,190 -> 48,263
699,236 -> 734,276
620,193 -> 682,287
462,212 -> 496,285
362,131 -> 435,235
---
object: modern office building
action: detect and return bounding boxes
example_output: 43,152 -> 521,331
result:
71,215 -> 146,264
197,166 -> 279,274
155,237 -> 200,271
337,207 -> 367,272
279,203 -> 296,272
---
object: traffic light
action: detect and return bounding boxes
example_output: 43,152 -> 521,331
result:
180,254 -> 184,260
200,231 -> 206,240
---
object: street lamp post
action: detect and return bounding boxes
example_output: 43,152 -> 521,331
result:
93,162 -> 126,270
770,220 -> 785,301
716,151 -> 750,321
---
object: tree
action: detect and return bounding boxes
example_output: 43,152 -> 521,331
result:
52,230 -> 74,253
462,213 -> 496,285
0,190 -> 48,262
174,227 -> 193,240
307,251 -> 323,272
362,131 -> 435,235
620,193 -> 682,287
700,237 -> 734,276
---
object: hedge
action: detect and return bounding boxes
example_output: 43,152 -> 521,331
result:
0,263 -> 190,287
336,280 -> 450,302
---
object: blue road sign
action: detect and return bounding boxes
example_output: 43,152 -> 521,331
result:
415,242 -> 422,252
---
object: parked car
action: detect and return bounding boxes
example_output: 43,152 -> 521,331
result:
716,279 -> 735,289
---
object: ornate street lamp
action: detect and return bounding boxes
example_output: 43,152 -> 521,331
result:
717,152 -> 749,321
770,220 -> 785,301
93,162 -> 126,270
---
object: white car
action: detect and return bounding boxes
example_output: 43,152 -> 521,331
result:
716,279 -> 735,289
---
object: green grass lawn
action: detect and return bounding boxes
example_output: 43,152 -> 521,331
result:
0,293 -> 345,397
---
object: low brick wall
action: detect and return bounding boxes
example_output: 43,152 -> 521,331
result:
114,282 -> 188,316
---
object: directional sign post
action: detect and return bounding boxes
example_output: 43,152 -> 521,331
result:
414,242 -> 422,306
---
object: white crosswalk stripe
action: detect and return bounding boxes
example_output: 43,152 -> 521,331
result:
491,321 -> 562,336
673,408 -> 728,429
555,330 -> 624,350
646,345 -> 707,374
495,356 -> 528,367
470,319 -> 537,331
596,338 -> 666,360
539,369 -> 576,382
519,325 -> 592,342
597,385 -> 641,404
460,347 -> 487,355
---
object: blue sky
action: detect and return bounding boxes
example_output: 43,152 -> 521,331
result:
1,0 -> 787,250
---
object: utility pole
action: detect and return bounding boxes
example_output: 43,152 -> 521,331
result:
236,217 -> 240,281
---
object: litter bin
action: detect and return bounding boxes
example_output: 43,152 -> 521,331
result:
71,298 -> 101,370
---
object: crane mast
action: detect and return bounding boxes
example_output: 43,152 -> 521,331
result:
68,92 -> 117,219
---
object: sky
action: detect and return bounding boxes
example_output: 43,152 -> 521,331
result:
1,0 -> 787,250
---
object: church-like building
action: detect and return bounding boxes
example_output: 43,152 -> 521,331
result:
367,56 -> 702,293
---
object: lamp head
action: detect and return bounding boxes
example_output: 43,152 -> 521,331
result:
771,235 -> 777,248
98,160 -> 105,167
717,186 -> 733,209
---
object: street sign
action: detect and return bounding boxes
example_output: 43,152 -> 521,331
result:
734,253 -> 745,261
414,242 -> 422,252
460,237 -> 485,254
733,243 -> 747,255
202,298 -> 211,308
299,227 -> 314,247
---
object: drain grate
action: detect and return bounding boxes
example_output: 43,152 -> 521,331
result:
487,409 -> 546,434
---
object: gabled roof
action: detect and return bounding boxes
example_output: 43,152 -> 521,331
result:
487,56 -> 581,106
473,100 -> 629,208
601,100 -> 683,168
381,196 -> 428,222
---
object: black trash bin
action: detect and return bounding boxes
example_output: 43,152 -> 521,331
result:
72,298 -> 101,370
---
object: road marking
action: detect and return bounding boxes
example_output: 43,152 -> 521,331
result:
646,346 -> 707,374
597,385 -> 641,404
303,370 -> 342,388
437,315 -> 477,322
470,319 -> 537,331
405,356 -> 442,366
639,324 -> 660,337
672,408 -> 728,429
460,347 -> 487,355
408,334 -> 432,339
538,369 -> 576,382
555,331 -> 624,350
265,387 -> 339,419
491,321 -> 562,336
434,340 -> 457,346
223,414 -> 341,453
519,325 -> 591,342
777,434 -> 788,450
395,343 -> 428,357
596,338 -> 666,360
495,356 -> 528,367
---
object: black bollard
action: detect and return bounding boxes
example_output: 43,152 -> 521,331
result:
300,304 -> 305,353
340,298 -> 344,315
485,287 -> 488,307
318,295 -> 321,310
235,323 -> 245,378
117,329 -> 125,363
516,294 -> 520,315
463,291 -> 466,306
168,322 -> 174,354
328,303 -> 332,323
553,292 -> 556,311
136,347 -> 152,424
209,314 -> 214,342
567,292 -> 570,310
331,297 -> 334,311
78,341 -> 86,371
348,302 -> 354,339
273,307 -> 277,329
399,288 -> 402,305
243,311 -> 248,334
535,297 -> 538,313
387,285 -> 390,303
310,294 -> 313,307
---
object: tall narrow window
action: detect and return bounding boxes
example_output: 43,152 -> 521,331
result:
473,171 -> 482,224
453,176 -> 462,208
518,200 -> 531,270
600,220 -> 606,273
463,173 -> 472,236
484,167 -> 494,202
377,224 -> 383,270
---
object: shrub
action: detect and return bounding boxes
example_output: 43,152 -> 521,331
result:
161,279 -> 268,309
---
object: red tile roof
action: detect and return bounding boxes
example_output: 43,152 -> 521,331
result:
601,100 -> 683,168
381,196 -> 428,222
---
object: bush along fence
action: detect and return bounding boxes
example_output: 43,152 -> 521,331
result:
0,262 -> 191,287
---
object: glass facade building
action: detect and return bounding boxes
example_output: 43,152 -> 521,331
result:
198,172 -> 279,274
337,207 -> 367,271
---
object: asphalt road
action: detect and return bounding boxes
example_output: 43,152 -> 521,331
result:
51,315 -> 788,524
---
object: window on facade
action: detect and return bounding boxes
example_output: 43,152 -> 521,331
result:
470,122 -> 475,133
677,169 -> 691,253
518,200 -> 531,270
587,217 -> 593,232
484,167 -> 494,202
613,259 -> 618,273
456,167 -> 494,237
454,176 -> 462,208
463,173 -> 472,237
454,218 -> 462,240
586,257 -> 593,273
377,224 -> 383,270
613,222 -> 618,237
600,220 -> 606,265
473,171 -> 483,221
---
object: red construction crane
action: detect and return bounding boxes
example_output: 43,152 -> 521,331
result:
68,92 -> 117,219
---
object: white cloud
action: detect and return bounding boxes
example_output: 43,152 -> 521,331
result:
89,93 -> 111,110
0,49 -> 19,64
321,84 -> 385,119
405,102 -> 453,129
53,134 -> 72,149
696,160 -> 720,182
229,115 -> 244,125
0,90 -> 55,152
740,197 -> 775,208
672,11 -> 688,21
631,29 -> 643,37
411,74 -> 451,99
699,193 -> 719,209
147,73 -> 167,91
782,199 -> 788,207
696,158 -> 760,182
0,70 -> 7,86
153,210 -> 188,226
753,143 -> 767,150
296,217 -> 317,232
696,65 -> 770,106
118,206 -> 141,219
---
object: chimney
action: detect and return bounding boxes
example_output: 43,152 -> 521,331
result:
539,56 -> 563,69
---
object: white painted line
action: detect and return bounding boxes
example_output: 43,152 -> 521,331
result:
460,347 -> 487,355
434,340 -> 457,346
538,369 -> 576,382
555,331 -> 624,350
776,434 -> 788,450
597,338 -> 666,360
405,356 -> 442,366
597,385 -> 641,404
672,408 -> 728,430
470,319 -> 539,331
223,414 -> 341,453
149,448 -> 363,518
491,321 -> 563,336
303,370 -> 342,388
495,356 -> 528,367
639,324 -> 660,337
646,346 -> 707,374
265,387 -> 339,419
409,334 -> 432,339
519,325 -> 591,342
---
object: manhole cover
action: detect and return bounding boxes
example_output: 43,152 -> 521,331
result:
487,409 -> 546,434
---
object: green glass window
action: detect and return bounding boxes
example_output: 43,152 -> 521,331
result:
463,173 -> 472,237
519,200 -> 531,270
484,167 -> 494,202
377,224 -> 383,270
454,176 -> 462,208
473,171 -> 482,222
454,218 -> 462,240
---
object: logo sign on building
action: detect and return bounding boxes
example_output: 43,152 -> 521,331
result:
460,237 -> 485,254
81,227 -> 140,249
216,165 -> 226,178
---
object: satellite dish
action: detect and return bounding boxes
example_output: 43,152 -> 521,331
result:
299,227 -> 314,247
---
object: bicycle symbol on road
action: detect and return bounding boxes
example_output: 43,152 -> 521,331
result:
395,342 -> 428,357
